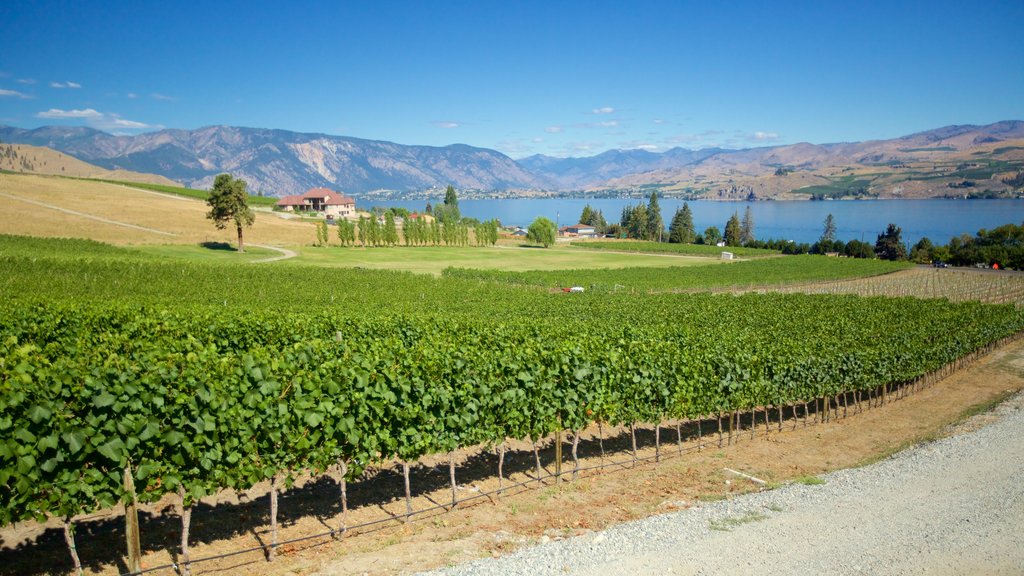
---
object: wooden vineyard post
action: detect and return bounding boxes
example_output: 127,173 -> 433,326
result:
449,452 -> 458,508
554,424 -> 563,483
268,474 -> 279,561
178,486 -> 192,576
124,465 -> 143,575
402,462 -> 413,521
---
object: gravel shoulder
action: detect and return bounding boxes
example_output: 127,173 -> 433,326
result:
424,390 -> 1024,576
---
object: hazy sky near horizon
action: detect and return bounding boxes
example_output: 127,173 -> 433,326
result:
1,0 -> 1022,158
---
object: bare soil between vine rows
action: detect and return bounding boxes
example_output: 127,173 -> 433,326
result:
3,339 -> 1023,576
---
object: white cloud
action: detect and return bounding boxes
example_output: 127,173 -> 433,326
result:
16,78 -> 36,85
751,131 -> 779,142
50,81 -> 81,89
37,108 -> 102,119
111,117 -> 150,129
35,108 -> 154,132
545,126 -> 563,133
0,88 -> 32,99
127,92 -> 138,99
592,106 -> 615,115
151,93 -> 175,101
432,121 -> 460,129
597,120 -> 618,128
653,118 -> 669,125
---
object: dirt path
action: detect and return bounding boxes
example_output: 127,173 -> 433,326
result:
0,191 -> 177,237
432,385 -> 1024,576
249,243 -> 298,263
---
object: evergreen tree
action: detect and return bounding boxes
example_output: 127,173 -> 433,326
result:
580,204 -> 595,226
821,213 -> 837,243
441,185 -> 460,222
646,191 -> 663,242
875,223 -> 907,260
724,212 -> 742,246
627,204 -> 648,239
669,203 -> 696,244
740,206 -> 754,245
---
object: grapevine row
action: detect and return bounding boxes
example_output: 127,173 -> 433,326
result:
2,294 -> 1022,529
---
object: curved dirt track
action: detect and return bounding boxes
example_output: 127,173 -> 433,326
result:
426,389 -> 1024,576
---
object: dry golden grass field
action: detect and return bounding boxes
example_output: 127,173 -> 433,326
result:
0,172 -> 314,247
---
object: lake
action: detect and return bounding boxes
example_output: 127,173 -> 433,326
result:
377,198 -> 1024,246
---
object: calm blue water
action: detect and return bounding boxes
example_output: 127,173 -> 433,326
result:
373,198 -> 1024,246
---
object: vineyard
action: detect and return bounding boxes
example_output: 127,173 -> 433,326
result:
761,266 -> 1024,307
2,235 -> 1024,574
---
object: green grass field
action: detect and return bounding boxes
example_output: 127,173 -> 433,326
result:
570,240 -> 779,258
278,243 -> 720,274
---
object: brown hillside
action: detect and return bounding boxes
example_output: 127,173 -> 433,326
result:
0,144 -> 180,186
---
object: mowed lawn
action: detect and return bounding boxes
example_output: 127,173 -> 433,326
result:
284,243 -> 722,274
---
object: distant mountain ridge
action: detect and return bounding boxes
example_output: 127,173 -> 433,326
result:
1,121 -> 1022,199
0,125 -> 545,197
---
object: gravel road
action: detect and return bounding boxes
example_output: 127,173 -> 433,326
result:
422,392 -> 1024,576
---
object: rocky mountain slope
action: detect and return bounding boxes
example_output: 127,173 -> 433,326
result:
0,143 -> 179,186
0,125 -> 546,197
1,121 -> 1022,199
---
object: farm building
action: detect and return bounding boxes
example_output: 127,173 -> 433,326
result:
559,223 -> 598,238
276,188 -> 356,219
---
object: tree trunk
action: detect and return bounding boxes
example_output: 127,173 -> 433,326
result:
62,518 -> 83,576
676,421 -> 683,455
268,474 -> 278,561
777,405 -> 783,433
179,487 -> 192,576
597,422 -> 606,462
497,443 -> 505,494
237,224 -> 245,253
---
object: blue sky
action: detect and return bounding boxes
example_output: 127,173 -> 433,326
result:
1,0 -> 1022,158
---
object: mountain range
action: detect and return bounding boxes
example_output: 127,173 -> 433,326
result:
1,121 -> 1022,200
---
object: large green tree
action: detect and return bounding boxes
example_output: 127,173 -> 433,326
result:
820,213 -> 837,243
702,226 -> 722,245
724,212 -> 742,247
526,216 -> 557,248
646,192 -> 663,242
740,206 -> 755,245
875,223 -> 907,260
206,174 -> 255,252
669,203 -> 696,244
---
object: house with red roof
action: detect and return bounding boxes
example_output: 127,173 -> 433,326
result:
276,188 -> 356,219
